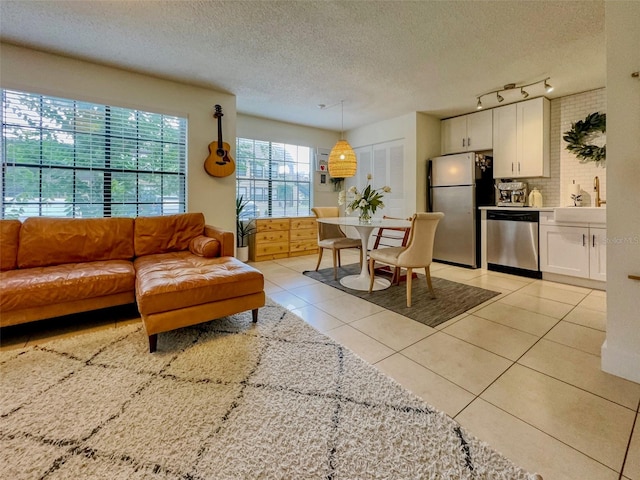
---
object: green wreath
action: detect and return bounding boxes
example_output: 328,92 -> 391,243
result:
563,112 -> 606,166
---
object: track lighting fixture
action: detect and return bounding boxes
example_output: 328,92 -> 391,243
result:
475,77 -> 551,108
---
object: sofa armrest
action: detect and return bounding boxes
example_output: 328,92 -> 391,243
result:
204,225 -> 235,257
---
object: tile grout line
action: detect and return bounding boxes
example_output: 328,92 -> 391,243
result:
458,396 -> 624,477
617,396 -> 640,480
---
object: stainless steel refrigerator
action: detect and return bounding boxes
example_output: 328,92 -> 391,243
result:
427,152 -> 494,268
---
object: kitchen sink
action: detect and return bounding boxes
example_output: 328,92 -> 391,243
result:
554,206 -> 607,224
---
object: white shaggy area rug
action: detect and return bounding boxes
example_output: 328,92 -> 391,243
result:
1,299 -> 541,479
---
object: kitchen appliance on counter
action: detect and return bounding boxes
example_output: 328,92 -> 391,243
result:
427,152 -> 495,268
486,209 -> 541,278
497,181 -> 528,207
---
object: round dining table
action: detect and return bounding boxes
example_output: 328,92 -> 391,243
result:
316,216 -> 411,291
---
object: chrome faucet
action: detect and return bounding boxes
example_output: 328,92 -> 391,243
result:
594,176 -> 606,207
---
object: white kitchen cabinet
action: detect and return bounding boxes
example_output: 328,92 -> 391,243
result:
492,104 -> 517,177
540,224 -> 606,281
493,97 -> 550,178
441,109 -> 492,155
589,227 -> 607,281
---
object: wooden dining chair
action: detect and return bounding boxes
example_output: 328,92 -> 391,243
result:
368,212 -> 444,307
371,215 -> 413,285
311,207 -> 363,280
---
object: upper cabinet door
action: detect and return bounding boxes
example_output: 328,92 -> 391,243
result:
493,104 -> 517,178
517,97 -> 550,177
441,110 -> 493,155
466,109 -> 493,151
441,116 -> 467,154
493,97 -> 550,179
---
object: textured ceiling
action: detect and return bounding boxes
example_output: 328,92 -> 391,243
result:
0,0 -> 605,131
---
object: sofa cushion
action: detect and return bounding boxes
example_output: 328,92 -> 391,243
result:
0,220 -> 21,271
135,213 -> 205,257
17,217 -> 134,269
135,252 -> 264,315
0,260 -> 135,312
189,235 -> 221,258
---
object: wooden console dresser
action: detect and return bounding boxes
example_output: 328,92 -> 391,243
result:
250,217 -> 317,262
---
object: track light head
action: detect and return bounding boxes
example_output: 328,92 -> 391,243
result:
496,92 -> 504,103
521,87 -> 529,99
476,97 -> 483,110
544,80 -> 554,93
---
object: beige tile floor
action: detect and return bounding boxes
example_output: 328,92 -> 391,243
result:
2,251 -> 639,480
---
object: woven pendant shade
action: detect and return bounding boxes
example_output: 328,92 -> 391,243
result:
328,139 -> 357,178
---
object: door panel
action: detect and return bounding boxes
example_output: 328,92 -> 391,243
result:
432,185 -> 475,266
431,153 -> 474,187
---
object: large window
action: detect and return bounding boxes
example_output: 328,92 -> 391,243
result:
236,137 -> 311,218
1,89 -> 187,219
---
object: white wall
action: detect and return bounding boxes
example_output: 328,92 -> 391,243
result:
346,111 -> 440,216
416,112 -> 442,211
601,1 -> 640,383
236,114 -> 340,208
0,43 -> 237,233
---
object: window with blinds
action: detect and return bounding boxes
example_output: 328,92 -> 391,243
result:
1,89 -> 187,219
236,137 -> 312,218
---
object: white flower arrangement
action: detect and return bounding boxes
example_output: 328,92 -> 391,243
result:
339,174 -> 391,221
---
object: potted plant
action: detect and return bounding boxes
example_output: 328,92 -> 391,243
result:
236,195 -> 256,262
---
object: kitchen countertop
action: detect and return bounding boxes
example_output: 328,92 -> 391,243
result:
478,206 -> 555,212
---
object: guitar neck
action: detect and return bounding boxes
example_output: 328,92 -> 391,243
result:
217,114 -> 223,147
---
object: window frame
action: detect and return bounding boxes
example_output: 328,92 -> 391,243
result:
236,137 -> 312,219
1,89 -> 187,219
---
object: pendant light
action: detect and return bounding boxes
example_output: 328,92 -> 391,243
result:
328,100 -> 357,178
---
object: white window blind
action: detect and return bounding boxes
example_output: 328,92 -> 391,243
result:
1,89 -> 187,219
236,137 -> 311,218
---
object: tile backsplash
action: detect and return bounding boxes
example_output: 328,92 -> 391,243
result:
511,88 -> 606,208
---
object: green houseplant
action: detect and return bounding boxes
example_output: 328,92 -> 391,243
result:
236,195 -> 256,261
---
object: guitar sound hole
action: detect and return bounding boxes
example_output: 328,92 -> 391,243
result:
216,148 -> 225,157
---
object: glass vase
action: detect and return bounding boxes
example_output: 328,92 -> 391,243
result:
359,210 -> 372,224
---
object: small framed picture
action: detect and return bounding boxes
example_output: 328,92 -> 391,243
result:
320,173 -> 327,184
316,148 -> 330,172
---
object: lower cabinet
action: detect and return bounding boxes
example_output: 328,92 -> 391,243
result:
539,224 -> 606,281
250,217 -> 317,262
589,227 -> 607,282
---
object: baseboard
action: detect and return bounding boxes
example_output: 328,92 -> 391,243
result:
601,340 -> 640,383
542,272 -> 606,291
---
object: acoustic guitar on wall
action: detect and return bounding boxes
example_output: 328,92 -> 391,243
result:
204,104 -> 235,177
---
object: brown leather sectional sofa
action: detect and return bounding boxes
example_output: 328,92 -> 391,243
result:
0,212 -> 265,352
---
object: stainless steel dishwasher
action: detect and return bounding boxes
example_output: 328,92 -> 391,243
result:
486,210 -> 540,276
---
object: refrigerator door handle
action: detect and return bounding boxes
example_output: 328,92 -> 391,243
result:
426,160 -> 433,212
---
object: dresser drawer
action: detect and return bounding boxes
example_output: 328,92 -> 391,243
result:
290,217 -> 317,230
290,239 -> 318,253
254,242 -> 289,257
255,231 -> 289,243
289,229 -> 316,242
256,219 -> 290,232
